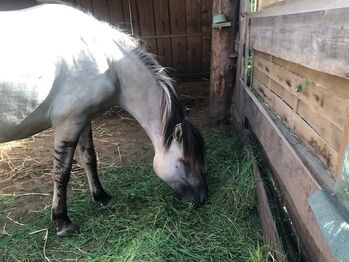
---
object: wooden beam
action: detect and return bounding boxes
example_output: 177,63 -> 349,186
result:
241,80 -> 335,261
232,0 -> 248,130
250,7 -> 349,80
251,0 -> 349,18
245,140 -> 286,261
209,0 -> 238,124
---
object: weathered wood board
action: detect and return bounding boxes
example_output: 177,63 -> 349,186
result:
252,51 -> 349,176
250,6 -> 349,80
242,81 -> 335,261
67,0 -> 213,76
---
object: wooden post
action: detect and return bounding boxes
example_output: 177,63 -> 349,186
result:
231,0 -> 248,131
209,0 -> 239,124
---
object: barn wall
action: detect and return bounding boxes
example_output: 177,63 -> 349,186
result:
66,0 -> 213,77
233,0 -> 349,260
0,0 -> 213,76
250,0 -> 349,177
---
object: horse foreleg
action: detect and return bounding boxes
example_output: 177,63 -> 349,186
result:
78,123 -> 112,207
51,124 -> 82,236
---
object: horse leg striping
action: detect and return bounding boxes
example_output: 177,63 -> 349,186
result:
51,125 -> 83,236
78,123 -> 112,207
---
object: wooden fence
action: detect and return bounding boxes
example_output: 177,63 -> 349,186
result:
64,0 -> 213,77
233,0 -> 349,261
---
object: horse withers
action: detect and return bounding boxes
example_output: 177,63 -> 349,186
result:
0,3 -> 208,236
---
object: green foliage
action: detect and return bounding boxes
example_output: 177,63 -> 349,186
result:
295,79 -> 311,93
0,129 -> 272,261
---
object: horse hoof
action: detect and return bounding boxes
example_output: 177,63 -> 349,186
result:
100,196 -> 112,208
57,222 -> 79,237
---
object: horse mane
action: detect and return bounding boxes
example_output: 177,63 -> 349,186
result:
131,48 -> 205,170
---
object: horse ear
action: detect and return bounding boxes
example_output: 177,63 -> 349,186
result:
174,123 -> 183,142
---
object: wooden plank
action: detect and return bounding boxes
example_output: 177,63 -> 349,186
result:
90,0 -> 109,22
253,78 -> 339,173
107,0 -> 124,28
336,118 -> 349,176
128,0 -> 140,35
186,0 -> 202,73
137,0 -> 157,55
253,0 -> 349,18
153,0 -> 172,67
253,67 -> 269,87
202,35 -> 211,73
250,8 -> 349,80
169,0 -> 187,73
253,65 -> 296,109
187,36 -> 202,73
232,0 -> 249,130
201,0 -> 212,34
246,141 -> 286,261
297,101 -> 343,152
201,0 -> 212,73
272,56 -> 349,98
270,80 -> 296,109
257,0 -> 283,11
254,52 -> 349,131
76,0 -> 92,11
254,56 -> 344,152
209,0 -> 236,123
121,0 -> 131,32
64,0 -> 76,5
186,0 -> 201,33
142,33 -> 211,39
242,80 -> 335,261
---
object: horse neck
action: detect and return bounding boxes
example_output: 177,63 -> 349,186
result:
114,53 -> 166,153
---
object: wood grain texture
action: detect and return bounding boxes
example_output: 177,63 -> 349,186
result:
128,0 -> 140,35
170,0 -> 188,73
186,0 -> 202,73
252,74 -> 339,173
242,80 -> 335,262
257,0 -> 283,11
137,0 -> 157,55
75,0 -> 92,11
72,0 -> 213,76
90,0 -> 109,22
153,0 -> 172,67
253,52 -> 349,163
107,0 -> 124,28
201,0 -> 212,73
251,7 -> 349,80
254,0 -> 349,17
209,0 -> 238,123
246,141 -> 286,261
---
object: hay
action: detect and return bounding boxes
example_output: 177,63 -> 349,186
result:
0,129 -> 273,261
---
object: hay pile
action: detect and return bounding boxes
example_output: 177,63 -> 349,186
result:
0,129 -> 271,261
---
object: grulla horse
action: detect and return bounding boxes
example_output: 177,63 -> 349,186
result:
0,3 -> 208,236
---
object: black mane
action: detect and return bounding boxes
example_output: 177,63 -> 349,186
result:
132,48 -> 205,170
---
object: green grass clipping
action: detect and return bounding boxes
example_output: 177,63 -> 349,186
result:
0,129 -> 272,261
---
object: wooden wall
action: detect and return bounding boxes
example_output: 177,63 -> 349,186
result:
250,0 -> 349,177
252,51 -> 349,176
233,0 -> 349,260
65,0 -> 213,77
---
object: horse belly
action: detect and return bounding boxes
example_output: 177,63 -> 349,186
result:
0,81 -> 52,143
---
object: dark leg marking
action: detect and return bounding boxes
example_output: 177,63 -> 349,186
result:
79,124 -> 112,207
51,139 -> 79,236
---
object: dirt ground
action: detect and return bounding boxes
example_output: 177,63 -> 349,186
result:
0,81 -> 210,220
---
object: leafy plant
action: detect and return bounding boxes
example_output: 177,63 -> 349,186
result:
295,79 -> 311,93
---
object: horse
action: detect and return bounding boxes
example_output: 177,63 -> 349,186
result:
0,3 -> 208,236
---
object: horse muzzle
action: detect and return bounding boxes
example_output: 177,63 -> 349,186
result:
175,174 -> 208,207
